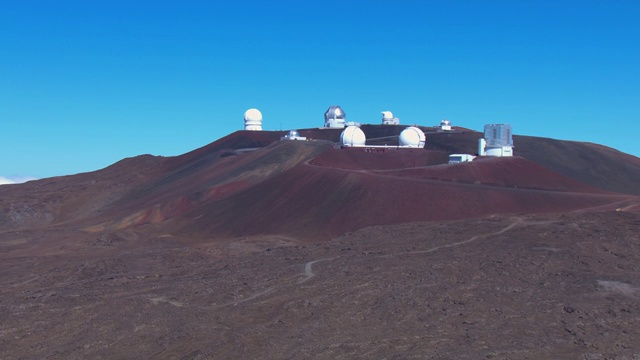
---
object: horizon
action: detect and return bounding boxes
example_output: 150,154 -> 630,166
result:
2,0 -> 639,180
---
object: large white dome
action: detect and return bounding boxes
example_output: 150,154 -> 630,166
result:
340,125 -> 366,147
244,108 -> 263,131
399,126 -> 426,148
244,108 -> 262,121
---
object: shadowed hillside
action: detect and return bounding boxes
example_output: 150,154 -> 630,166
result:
514,136 -> 640,195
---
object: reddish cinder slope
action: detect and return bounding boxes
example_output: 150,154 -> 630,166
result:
417,130 -> 640,195
0,154 -> 166,229
162,130 -> 285,167
0,130 -> 298,230
175,143 -> 632,241
87,139 -> 333,230
311,147 -> 449,170
384,156 -> 607,193
515,136 -> 640,195
2,128 -> 639,242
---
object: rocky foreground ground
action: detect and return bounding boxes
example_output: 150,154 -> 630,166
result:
1,210 -> 640,359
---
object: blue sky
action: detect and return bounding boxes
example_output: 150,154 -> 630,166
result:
1,0 -> 639,180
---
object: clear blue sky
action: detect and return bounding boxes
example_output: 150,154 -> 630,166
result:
1,0 -> 639,180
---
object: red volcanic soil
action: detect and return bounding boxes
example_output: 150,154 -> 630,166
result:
0,154 -> 166,229
87,139 -> 333,231
2,128 -> 640,241
180,147 -> 633,240
3,128 -> 640,359
2,211 -> 640,359
385,156 -> 608,193
310,147 -> 449,170
420,129 -> 640,195
515,136 -> 640,195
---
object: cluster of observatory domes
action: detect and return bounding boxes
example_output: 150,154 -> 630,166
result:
339,125 -> 426,148
242,106 -> 514,157
244,106 -> 430,148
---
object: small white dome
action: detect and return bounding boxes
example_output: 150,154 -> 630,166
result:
441,119 -> 451,126
340,125 -> 366,147
381,111 -> 394,120
399,126 -> 426,148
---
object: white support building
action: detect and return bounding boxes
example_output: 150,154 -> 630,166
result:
280,130 -> 307,141
448,154 -> 476,164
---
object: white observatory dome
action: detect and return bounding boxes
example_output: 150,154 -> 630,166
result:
399,126 -> 426,148
440,119 -> 452,131
244,108 -> 263,131
381,110 -> 400,125
340,125 -> 366,147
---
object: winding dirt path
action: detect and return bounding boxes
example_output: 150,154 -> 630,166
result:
305,158 -> 626,198
298,258 -> 335,284
379,216 -> 525,258
571,196 -> 640,213
199,217 -> 550,309
210,287 -> 275,309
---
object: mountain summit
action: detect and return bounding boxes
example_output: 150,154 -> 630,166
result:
1,126 -> 639,240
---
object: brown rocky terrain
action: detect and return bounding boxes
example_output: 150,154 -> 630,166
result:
1,126 -> 640,359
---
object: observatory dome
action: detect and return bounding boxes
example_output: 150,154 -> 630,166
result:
381,110 -> 400,125
440,119 -> 452,131
324,106 -> 346,128
399,126 -> 426,148
244,108 -> 263,131
340,125 -> 366,147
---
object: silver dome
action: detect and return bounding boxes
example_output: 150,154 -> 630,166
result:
324,106 -> 346,121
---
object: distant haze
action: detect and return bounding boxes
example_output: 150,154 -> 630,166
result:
0,176 -> 37,185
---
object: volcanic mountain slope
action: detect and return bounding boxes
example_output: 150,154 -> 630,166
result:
0,130 -> 285,230
2,128 -> 640,359
514,135 -> 640,195
100,131 -> 640,240
0,154 -> 165,229
1,128 -> 640,241
420,130 -> 640,195
177,150 -> 631,241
